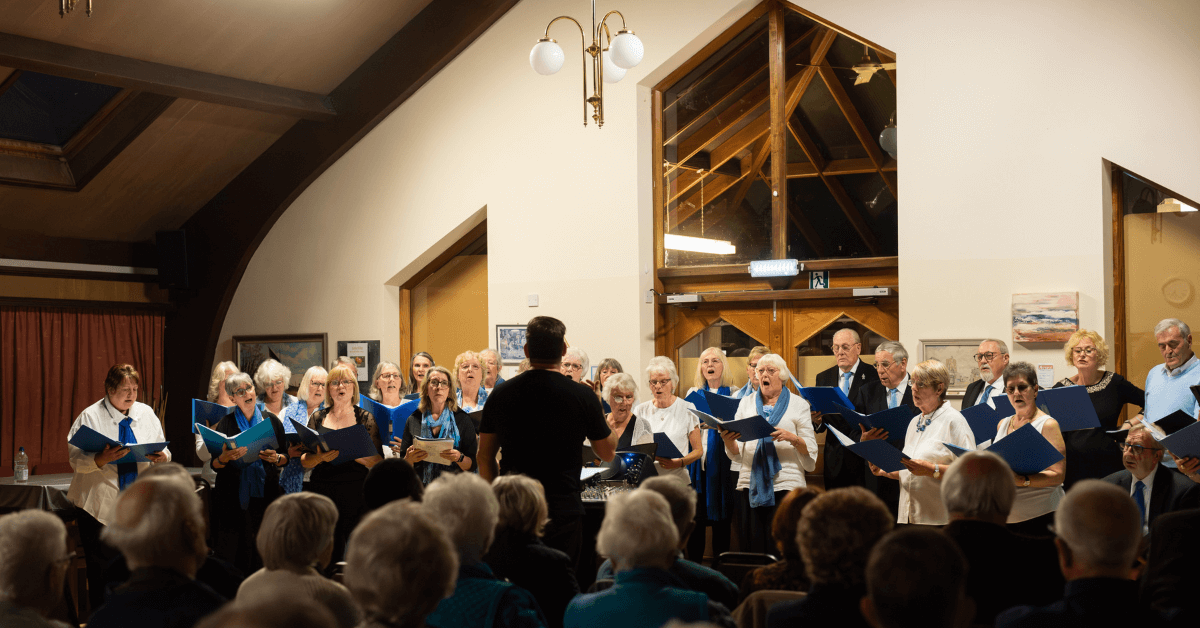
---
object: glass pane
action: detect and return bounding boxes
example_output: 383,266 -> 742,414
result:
678,321 -> 762,391
837,172 -> 898,255
794,318 -> 888,386
0,71 -> 122,146
664,161 -> 773,266
787,176 -> 875,259
794,77 -> 867,161
823,35 -> 896,142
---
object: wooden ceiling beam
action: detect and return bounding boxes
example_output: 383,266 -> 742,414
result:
785,157 -> 886,178
788,201 -> 827,257
0,32 -> 336,121
788,116 -> 881,255
824,174 -> 882,255
816,60 -> 897,199
875,50 -> 898,86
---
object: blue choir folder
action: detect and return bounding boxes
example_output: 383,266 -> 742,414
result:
692,409 -> 776,442
702,390 -> 742,421
947,423 -> 1063,475
827,424 -> 909,473
288,418 -> 378,465
986,388 -> 1100,433
196,420 -> 277,469
1157,411 -> 1200,459
358,394 -> 419,442
797,386 -> 854,414
191,399 -> 232,434
960,403 -> 1002,445
652,432 -> 684,459
69,425 -> 169,465
685,390 -> 712,415
831,403 -> 915,438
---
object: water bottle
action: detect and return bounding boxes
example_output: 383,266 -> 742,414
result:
14,447 -> 29,483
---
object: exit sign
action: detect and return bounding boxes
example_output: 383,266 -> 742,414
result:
809,271 -> 829,289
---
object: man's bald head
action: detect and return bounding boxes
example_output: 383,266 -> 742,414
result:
1054,480 -> 1141,579
941,450 -> 1016,524
102,476 -> 207,576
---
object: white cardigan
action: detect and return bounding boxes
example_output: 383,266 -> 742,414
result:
724,391 -> 817,494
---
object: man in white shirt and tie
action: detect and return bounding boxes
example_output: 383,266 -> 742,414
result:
962,339 -> 1010,408
812,329 -> 880,489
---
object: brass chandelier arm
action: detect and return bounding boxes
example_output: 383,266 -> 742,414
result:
543,16 -> 590,126
598,10 -> 627,38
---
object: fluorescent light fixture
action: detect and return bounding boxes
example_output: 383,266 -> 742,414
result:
749,259 -> 800,278
664,234 -> 736,255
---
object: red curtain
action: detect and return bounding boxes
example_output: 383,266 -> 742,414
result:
1,306 -> 165,476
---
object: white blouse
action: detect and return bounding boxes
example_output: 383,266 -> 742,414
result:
994,414 -> 1064,523
898,402 -> 976,525
633,397 -> 699,484
67,399 -> 172,525
725,391 -> 817,495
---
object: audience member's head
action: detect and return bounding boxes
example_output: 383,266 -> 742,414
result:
1053,480 -> 1142,580
138,461 -> 197,490
423,473 -> 499,563
492,475 -> 549,538
344,501 -> 456,628
799,487 -> 893,589
102,476 -> 207,577
596,489 -> 678,572
640,476 -> 697,549
772,487 -> 822,562
258,492 -> 339,573
363,458 -> 425,510
195,589 -> 339,628
0,510 -> 69,616
861,527 -> 972,628
941,450 -> 1016,525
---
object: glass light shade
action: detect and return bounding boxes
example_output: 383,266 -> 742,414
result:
602,50 -> 626,83
609,31 -> 644,69
879,125 -> 897,159
664,234 -> 736,255
749,259 -> 800,277
530,40 -> 565,75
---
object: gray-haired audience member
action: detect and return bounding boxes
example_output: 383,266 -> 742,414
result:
0,510 -> 70,628
861,527 -> 973,628
939,451 -> 1062,625
766,487 -> 893,628
996,480 -> 1165,627
565,490 -> 734,628
344,501 -> 457,628
594,477 -> 738,610
238,493 -> 359,628
87,476 -> 225,628
421,473 -> 546,628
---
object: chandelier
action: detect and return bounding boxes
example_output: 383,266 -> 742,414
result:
528,1 -> 644,128
60,0 -> 93,17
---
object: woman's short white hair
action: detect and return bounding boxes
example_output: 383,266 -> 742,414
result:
257,493 -> 339,571
101,476 -> 206,569
422,473 -> 499,563
225,372 -> 254,397
564,346 -> 590,377
0,510 -> 67,604
596,489 -> 678,571
602,372 -> 638,405
296,366 -> 327,404
207,361 -> 238,402
693,347 -> 732,390
254,359 -> 292,392
755,354 -> 793,386
645,357 -> 680,393
345,500 -> 456,628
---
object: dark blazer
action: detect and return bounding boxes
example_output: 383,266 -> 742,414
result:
814,362 -> 880,490
942,519 -> 1064,625
1141,507 -> 1200,616
484,528 -> 579,628
852,379 -> 914,517
1101,465 -> 1200,529
996,578 -> 1170,628
962,378 -> 1003,408
766,584 -> 870,628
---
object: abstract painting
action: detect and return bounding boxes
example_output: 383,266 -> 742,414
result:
1012,292 -> 1079,342
233,334 -> 328,385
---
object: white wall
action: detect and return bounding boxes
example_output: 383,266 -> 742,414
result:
219,0 -> 1200,388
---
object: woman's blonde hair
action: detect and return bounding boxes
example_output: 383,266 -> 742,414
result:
1064,329 -> 1109,368
326,365 -> 360,404
207,361 -> 238,403
911,359 -> 951,402
492,475 -> 549,537
693,347 -> 732,390
418,366 -> 459,415
452,351 -> 488,391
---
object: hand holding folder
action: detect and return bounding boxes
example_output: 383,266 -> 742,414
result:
945,423 -> 1062,475
197,420 -> 277,469
692,409 -> 776,442
797,387 -> 854,414
832,403 -> 914,441
69,425 -> 170,465
827,424 -> 910,473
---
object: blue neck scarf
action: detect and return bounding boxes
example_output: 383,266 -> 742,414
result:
235,404 -> 267,510
689,385 -> 734,520
733,381 -> 754,399
749,387 -> 790,508
456,386 -> 488,412
420,407 -> 459,484
116,416 -> 138,491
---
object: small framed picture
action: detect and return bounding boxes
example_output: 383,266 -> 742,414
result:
917,339 -> 983,397
496,325 -> 527,364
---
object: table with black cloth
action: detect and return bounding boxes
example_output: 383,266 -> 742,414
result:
1053,372 -> 1144,490
0,473 -> 75,514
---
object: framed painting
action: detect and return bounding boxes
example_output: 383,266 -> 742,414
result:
917,339 -> 984,397
1012,292 -> 1079,343
496,325 -> 527,363
233,333 -> 328,386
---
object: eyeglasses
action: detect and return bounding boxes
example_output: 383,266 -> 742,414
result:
427,379 -> 450,390
1005,383 -> 1033,394
973,352 -> 1000,362
378,373 -> 402,381
267,379 -> 285,387
875,361 -> 896,371
561,362 -> 583,371
649,379 -> 672,387
460,364 -> 481,372
756,367 -> 780,376
911,381 -> 932,390
1071,347 -> 1097,356
329,380 -> 354,389
1119,443 -> 1163,454
232,386 -> 254,397
310,381 -> 327,389
831,344 -> 858,352
611,394 -> 636,403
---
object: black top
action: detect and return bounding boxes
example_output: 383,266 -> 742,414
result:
399,408 -> 479,483
1053,372 -> 1145,489
483,528 -> 579,628
480,370 -> 611,516
86,567 -> 226,628
615,415 -> 641,450
1142,508 -> 1200,616
765,583 -> 870,628
306,406 -> 384,484
210,411 -> 287,511
997,578 -> 1170,627
942,519 -> 1064,625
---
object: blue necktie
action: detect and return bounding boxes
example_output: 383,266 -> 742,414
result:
841,371 -> 852,395
888,388 -> 898,409
1133,480 -> 1147,528
976,384 -> 993,406
117,417 -> 138,491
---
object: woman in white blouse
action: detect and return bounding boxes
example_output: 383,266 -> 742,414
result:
867,359 -> 975,525
993,361 -> 1066,536
632,359 -> 702,483
719,354 -> 816,553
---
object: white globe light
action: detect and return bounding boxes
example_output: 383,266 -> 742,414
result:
879,125 -> 897,159
609,30 -> 643,69
602,50 -> 626,83
530,39 -> 565,75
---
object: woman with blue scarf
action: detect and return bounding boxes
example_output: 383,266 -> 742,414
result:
719,354 -> 817,554
395,365 -> 478,485
684,347 -> 738,563
209,372 -> 290,574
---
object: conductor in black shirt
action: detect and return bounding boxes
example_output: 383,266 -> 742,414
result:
811,328 -> 879,490
479,316 -> 617,566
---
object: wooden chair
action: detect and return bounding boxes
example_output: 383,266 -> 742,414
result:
732,589 -> 806,628
713,552 -> 779,588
